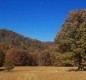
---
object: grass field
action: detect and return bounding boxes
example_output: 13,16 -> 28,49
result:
0,67 -> 86,80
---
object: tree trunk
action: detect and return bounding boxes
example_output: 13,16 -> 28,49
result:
76,53 -> 85,71
77,64 -> 84,71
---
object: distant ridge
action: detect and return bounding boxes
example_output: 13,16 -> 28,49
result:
0,29 -> 50,52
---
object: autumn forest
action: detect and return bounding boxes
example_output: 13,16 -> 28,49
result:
0,10 -> 86,71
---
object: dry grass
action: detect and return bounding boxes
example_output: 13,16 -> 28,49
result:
0,66 -> 86,80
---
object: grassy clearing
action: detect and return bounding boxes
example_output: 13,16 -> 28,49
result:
0,67 -> 86,80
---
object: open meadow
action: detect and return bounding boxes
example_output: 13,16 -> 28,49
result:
0,67 -> 86,80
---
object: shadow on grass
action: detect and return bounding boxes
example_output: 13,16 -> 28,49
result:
0,67 -> 5,71
68,68 -> 86,72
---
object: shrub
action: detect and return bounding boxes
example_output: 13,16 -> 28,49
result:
4,59 -> 14,71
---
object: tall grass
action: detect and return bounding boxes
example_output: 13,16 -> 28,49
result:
0,67 -> 86,80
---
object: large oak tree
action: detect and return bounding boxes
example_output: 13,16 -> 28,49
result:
55,10 -> 86,70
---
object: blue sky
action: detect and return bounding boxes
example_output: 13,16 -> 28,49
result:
0,0 -> 86,41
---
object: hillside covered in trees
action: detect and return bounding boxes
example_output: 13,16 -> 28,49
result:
0,10 -> 86,68
0,29 -> 55,66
